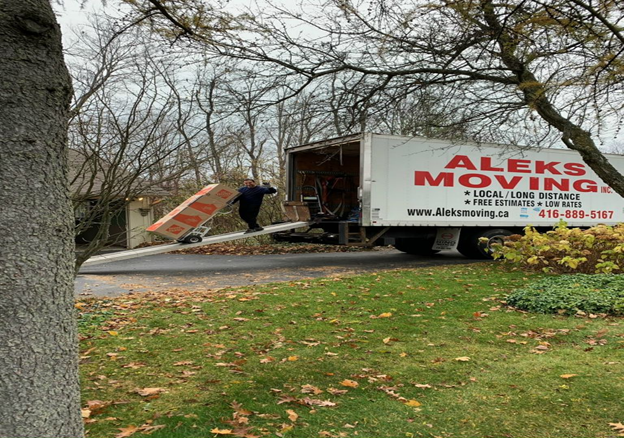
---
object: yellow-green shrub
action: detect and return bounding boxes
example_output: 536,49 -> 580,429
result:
493,221 -> 624,274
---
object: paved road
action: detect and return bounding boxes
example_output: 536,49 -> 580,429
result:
76,249 -> 485,297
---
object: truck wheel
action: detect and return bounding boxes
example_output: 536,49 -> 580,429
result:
457,228 -> 512,259
393,238 -> 440,256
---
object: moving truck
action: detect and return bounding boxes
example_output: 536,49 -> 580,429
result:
275,133 -> 624,258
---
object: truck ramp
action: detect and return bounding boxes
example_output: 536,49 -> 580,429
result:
81,221 -> 310,267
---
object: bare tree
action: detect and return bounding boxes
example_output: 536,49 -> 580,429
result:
267,85 -> 335,181
121,0 -> 624,196
193,64 -> 245,183
222,75 -> 276,180
68,22 -> 203,268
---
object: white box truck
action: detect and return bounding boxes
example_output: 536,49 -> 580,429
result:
275,133 -> 624,258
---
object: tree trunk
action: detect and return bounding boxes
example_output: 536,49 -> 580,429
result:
0,0 -> 83,437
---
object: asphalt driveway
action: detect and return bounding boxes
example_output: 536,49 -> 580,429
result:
75,249 -> 486,297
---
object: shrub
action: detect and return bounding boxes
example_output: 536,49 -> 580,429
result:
506,274 -> 624,316
492,221 -> 624,274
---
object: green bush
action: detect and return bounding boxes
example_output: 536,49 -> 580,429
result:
493,221 -> 624,274
506,274 -> 624,316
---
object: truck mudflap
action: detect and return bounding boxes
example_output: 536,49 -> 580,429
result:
432,228 -> 461,251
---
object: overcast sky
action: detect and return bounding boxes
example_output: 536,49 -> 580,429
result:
50,0 -> 624,151
54,0 -> 113,45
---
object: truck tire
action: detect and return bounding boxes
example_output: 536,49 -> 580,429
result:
393,238 -> 440,256
457,228 -> 512,259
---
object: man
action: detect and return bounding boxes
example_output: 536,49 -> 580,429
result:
233,178 -> 277,233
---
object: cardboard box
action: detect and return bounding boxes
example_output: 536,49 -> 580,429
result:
283,201 -> 311,222
147,184 -> 238,240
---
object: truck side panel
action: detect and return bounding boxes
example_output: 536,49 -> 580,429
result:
367,135 -> 624,227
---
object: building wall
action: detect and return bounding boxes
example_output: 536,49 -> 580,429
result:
126,198 -> 155,249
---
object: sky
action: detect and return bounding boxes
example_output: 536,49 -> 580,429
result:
51,0 -> 624,152
53,0 -> 118,45
54,0 -> 101,27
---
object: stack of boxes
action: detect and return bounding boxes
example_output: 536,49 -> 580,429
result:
147,184 -> 238,240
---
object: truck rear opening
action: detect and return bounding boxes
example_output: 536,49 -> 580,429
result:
286,135 -> 361,221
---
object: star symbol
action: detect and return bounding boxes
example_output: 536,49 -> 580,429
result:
464,191 -> 470,196
537,202 -> 543,206
465,199 -> 471,205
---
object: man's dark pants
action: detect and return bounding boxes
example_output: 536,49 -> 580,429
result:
239,204 -> 261,229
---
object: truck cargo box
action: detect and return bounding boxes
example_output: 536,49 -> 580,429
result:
280,133 -> 624,258
286,133 -> 624,226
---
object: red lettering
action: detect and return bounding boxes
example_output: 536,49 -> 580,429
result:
458,173 -> 491,188
543,178 -> 569,191
573,179 -> 598,192
494,175 -> 522,189
415,171 -> 454,186
535,161 -> 561,175
480,157 -> 504,172
444,155 -> 477,170
529,177 -> 540,190
563,162 -> 586,176
508,159 -> 532,173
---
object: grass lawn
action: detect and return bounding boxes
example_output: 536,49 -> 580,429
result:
77,263 -> 624,438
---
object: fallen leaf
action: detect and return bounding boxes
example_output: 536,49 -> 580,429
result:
560,374 -> 578,379
210,428 -> 233,435
123,362 -> 146,369
455,357 -> 471,362
301,340 -> 321,346
301,384 -> 323,394
378,312 -> 393,318
327,388 -> 348,396
609,422 -> 624,436
232,401 -> 254,417
135,388 -> 167,397
287,356 -> 299,362
302,397 -> 337,407
85,400 -> 110,416
115,425 -> 139,438
404,399 -> 422,407
340,379 -> 359,388
140,424 -> 165,434
286,409 -> 299,422
280,424 -> 294,433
